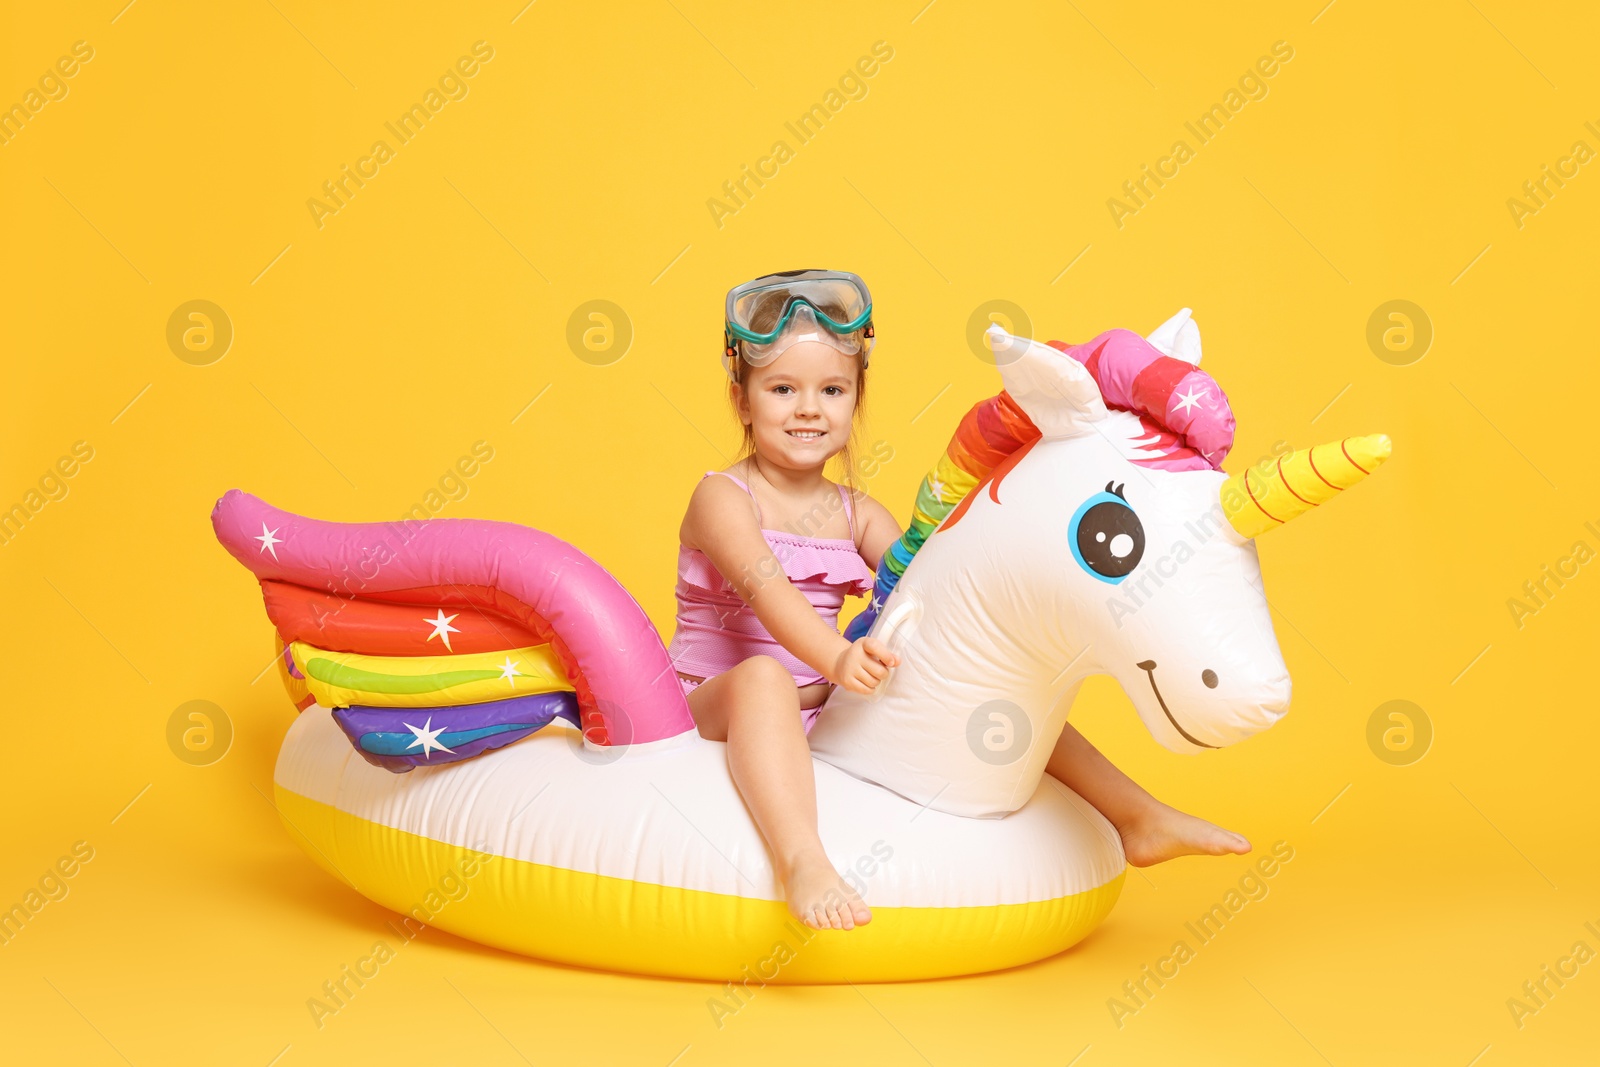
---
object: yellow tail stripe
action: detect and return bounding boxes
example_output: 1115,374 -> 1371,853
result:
289,640 -> 570,709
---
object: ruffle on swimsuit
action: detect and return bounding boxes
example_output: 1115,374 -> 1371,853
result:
666,471 -> 874,689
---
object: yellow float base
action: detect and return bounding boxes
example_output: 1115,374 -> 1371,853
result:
276,785 -> 1125,983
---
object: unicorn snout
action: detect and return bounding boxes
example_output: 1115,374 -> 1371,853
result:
1132,658 -> 1290,751
1232,671 -> 1291,739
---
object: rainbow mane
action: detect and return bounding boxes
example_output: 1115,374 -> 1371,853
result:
845,322 -> 1236,640
846,391 -> 1038,639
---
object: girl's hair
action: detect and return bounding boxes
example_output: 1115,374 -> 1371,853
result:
728,287 -> 869,498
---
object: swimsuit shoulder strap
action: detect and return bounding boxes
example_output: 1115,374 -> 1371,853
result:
705,469 -> 763,526
837,483 -> 856,542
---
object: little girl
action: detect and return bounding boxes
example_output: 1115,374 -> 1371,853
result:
667,269 -> 1250,932
666,269 -> 898,931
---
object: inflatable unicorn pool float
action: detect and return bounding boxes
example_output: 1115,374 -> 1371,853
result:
212,312 -> 1390,982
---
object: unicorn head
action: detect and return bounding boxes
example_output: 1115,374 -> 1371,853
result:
808,316 -> 1391,818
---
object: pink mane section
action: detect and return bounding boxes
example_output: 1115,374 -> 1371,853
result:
1049,329 -> 1237,472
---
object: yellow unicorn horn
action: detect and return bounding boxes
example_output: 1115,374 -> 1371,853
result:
1221,434 -> 1392,539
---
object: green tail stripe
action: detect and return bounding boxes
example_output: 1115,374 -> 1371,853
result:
913,481 -> 955,520
306,657 -> 503,695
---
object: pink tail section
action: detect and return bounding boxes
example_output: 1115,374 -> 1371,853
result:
210,490 -> 694,746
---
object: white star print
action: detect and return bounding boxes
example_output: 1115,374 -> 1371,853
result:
424,610 -> 461,652
255,523 -> 283,560
927,475 -> 945,499
871,593 -> 885,611
498,657 -> 523,686
1173,386 -> 1208,415
403,716 -> 455,758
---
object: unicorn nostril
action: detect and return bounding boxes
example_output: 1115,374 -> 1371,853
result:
1202,669 -> 1218,689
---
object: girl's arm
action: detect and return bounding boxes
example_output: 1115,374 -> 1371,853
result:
848,491 -> 903,574
682,475 -> 851,683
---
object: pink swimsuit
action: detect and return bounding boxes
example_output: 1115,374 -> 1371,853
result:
666,470 -> 875,733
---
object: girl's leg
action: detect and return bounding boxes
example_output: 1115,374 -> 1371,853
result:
1045,721 -> 1251,866
687,656 -> 871,930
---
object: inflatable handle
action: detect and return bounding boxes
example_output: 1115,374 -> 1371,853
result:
210,490 -> 695,746
863,593 -> 923,703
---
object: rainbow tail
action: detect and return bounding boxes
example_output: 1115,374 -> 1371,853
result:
212,491 -> 694,771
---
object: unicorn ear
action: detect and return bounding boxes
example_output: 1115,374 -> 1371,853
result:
986,324 -> 1107,437
1146,307 -> 1202,365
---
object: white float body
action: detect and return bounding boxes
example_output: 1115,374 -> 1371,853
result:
274,706 -> 1125,982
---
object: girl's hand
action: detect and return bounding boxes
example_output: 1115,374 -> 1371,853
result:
832,637 -> 900,695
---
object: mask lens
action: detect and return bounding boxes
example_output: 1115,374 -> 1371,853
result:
723,271 -> 874,380
739,305 -> 865,366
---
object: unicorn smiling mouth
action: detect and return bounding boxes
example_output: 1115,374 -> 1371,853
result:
1135,659 -> 1219,749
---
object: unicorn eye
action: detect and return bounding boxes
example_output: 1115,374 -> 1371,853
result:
1069,483 -> 1144,584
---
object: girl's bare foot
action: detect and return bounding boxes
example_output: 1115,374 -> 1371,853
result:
1120,802 -> 1250,867
784,854 -> 872,930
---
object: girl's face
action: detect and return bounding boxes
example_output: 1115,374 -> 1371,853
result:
735,340 -> 859,471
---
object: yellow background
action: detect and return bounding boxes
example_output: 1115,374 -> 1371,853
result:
3,1 -> 1597,1063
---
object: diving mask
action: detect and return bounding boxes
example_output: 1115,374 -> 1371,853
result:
722,269 -> 874,381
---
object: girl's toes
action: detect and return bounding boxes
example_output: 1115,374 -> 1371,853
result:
1209,827 -> 1249,854
850,900 -> 873,926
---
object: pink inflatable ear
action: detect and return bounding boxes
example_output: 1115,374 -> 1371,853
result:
1048,308 -> 1236,470
211,490 -> 695,746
